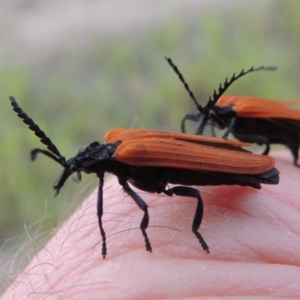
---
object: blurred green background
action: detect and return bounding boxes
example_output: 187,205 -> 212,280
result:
1,0 -> 300,294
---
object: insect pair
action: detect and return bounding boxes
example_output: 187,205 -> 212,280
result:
166,58 -> 300,167
10,57 -> 290,258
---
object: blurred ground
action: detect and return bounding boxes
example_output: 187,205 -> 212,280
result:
1,0 -> 299,295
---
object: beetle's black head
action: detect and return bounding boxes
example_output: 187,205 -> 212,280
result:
53,141 -> 120,195
194,104 -> 238,134
207,105 -> 237,128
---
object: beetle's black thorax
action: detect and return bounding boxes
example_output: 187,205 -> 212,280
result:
73,141 -> 120,173
209,105 -> 237,129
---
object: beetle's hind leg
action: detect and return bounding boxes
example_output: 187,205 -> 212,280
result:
291,148 -> 300,167
233,132 -> 270,155
261,142 -> 270,155
288,141 -> 300,167
164,186 -> 209,253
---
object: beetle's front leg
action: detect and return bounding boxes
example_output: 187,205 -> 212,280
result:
96,174 -> 107,258
119,179 -> 152,254
222,117 -> 237,139
181,113 -> 201,133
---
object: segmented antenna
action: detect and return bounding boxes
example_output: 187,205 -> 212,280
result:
165,57 -> 277,114
165,57 -> 200,109
205,65 -> 277,111
9,96 -> 66,165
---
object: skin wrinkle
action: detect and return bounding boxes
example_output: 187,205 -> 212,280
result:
3,151 -> 300,299
259,199 -> 300,237
207,182 -> 300,254
224,211 -> 300,264
230,195 -> 293,235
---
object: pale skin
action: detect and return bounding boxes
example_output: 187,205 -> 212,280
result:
3,151 -> 300,299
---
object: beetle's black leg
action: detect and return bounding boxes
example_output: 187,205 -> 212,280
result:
211,121 -> 216,137
96,174 -> 107,258
195,115 -> 209,135
293,158 -> 300,167
164,186 -> 209,253
287,141 -> 300,167
222,117 -> 237,139
181,113 -> 201,133
233,132 -> 270,155
31,148 -> 64,164
119,180 -> 152,253
262,143 -> 270,155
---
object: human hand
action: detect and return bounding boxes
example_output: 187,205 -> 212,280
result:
3,151 -> 300,299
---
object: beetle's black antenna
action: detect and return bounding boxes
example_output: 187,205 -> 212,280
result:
166,57 -> 277,115
9,96 -> 66,166
205,65 -> 277,111
165,57 -> 200,109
